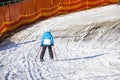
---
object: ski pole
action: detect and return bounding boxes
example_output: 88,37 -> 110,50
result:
35,46 -> 42,61
52,46 -> 58,60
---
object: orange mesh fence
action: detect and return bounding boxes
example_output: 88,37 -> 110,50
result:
0,7 -> 5,26
22,0 -> 35,15
34,0 -> 42,11
1,5 -> 10,22
61,0 -> 70,12
41,0 -> 52,17
0,0 -> 118,41
9,2 -> 23,22
86,0 -> 102,8
50,0 -> 62,16
69,0 -> 86,12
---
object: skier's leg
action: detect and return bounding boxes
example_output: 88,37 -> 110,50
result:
40,46 -> 47,61
48,46 -> 54,59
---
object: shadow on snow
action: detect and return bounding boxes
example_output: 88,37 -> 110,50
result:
56,53 -> 108,61
0,39 -> 36,51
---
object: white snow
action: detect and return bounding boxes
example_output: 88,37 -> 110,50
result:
0,4 -> 120,80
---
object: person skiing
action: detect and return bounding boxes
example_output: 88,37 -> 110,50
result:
40,29 -> 54,62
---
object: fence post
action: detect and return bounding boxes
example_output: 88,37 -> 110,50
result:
118,0 -> 120,5
0,2 -> 4,6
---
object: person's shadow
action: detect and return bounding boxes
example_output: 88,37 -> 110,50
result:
55,53 -> 108,61
0,39 -> 36,51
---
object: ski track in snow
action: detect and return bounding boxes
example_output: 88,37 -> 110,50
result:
0,4 -> 120,80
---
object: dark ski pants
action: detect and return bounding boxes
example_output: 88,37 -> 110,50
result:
40,46 -> 54,60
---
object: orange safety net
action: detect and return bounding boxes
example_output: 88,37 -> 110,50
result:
0,5 -> 10,23
22,0 -> 35,15
86,0 -> 102,8
9,3 -> 23,23
0,0 -> 118,41
0,7 -> 5,26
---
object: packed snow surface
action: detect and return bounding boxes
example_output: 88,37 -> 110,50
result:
0,4 -> 120,80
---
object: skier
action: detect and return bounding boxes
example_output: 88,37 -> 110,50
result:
40,29 -> 54,62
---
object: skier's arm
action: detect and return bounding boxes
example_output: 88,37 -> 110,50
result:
51,35 -> 54,46
40,34 -> 44,46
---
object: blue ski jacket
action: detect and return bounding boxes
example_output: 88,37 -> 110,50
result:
40,31 -> 54,46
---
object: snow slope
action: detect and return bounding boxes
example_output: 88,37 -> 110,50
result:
0,4 -> 120,80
